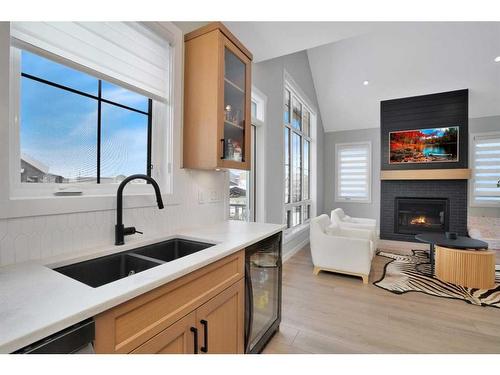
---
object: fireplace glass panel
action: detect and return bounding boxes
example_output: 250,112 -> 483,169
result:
395,198 -> 448,235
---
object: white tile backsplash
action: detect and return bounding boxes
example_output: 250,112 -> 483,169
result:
0,170 -> 228,266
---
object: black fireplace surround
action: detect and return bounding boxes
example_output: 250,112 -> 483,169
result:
380,180 -> 467,242
379,89 -> 469,242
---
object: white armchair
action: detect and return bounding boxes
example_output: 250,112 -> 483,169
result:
330,208 -> 377,232
310,214 -> 375,284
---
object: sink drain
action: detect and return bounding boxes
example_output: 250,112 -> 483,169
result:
128,270 -> 136,276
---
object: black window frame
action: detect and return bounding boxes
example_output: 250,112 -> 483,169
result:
20,68 -> 153,184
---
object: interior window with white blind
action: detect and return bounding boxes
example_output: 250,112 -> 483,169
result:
471,133 -> 500,206
335,142 -> 371,202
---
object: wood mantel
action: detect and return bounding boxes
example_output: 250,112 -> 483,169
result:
380,168 -> 471,180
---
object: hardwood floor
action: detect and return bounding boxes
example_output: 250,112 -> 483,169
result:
263,245 -> 500,354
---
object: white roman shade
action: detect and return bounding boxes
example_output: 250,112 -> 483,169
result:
472,134 -> 500,204
336,142 -> 371,202
10,22 -> 170,101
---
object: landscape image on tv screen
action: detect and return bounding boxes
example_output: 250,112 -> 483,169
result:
389,126 -> 459,164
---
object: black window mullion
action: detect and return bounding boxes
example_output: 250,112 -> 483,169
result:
21,71 -> 153,184
97,80 -> 102,184
147,99 -> 153,177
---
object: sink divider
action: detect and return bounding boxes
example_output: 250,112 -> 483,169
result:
127,253 -> 167,265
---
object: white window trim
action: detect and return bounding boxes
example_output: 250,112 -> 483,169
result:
469,131 -> 500,208
283,71 -> 317,237
0,21 -> 183,219
334,141 -> 372,204
251,85 -> 267,223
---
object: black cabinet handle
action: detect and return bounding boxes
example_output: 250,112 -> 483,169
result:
190,327 -> 198,354
200,319 -> 208,353
220,139 -> 225,159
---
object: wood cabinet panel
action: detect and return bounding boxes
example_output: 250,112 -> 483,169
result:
183,22 -> 252,171
94,251 -> 244,353
183,29 -> 220,170
195,278 -> 245,354
131,312 -> 197,354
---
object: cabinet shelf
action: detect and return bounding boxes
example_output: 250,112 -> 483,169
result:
224,120 -> 244,130
224,78 -> 244,93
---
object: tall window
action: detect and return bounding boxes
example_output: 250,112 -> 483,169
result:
229,96 -> 261,221
335,142 -> 371,202
19,50 -> 152,185
471,133 -> 500,205
284,86 -> 312,229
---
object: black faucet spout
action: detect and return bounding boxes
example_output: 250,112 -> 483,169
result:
115,174 -> 164,245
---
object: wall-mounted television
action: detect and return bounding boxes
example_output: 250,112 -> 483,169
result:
389,126 -> 459,164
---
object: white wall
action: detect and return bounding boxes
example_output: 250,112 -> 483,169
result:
0,22 -> 227,266
252,50 -> 325,258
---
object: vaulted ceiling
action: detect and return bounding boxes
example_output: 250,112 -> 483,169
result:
176,22 -> 500,132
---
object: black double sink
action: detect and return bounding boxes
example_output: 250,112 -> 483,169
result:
54,238 -> 214,288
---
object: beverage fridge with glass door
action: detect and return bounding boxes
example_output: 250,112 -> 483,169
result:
244,232 -> 282,353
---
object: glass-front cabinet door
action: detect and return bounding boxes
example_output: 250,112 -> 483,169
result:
220,38 -> 251,170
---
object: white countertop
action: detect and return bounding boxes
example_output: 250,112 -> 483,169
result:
0,220 -> 284,353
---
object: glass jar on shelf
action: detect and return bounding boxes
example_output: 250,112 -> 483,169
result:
233,142 -> 242,161
226,138 -> 234,160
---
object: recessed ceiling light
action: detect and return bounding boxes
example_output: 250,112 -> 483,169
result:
495,56 -> 500,63
363,80 -> 369,86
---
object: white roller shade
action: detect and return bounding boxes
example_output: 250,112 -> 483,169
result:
472,134 -> 500,204
336,142 -> 371,202
11,22 -> 170,101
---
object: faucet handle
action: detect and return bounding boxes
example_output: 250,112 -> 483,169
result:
124,227 -> 142,236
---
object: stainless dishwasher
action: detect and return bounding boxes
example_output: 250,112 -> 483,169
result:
14,319 -> 95,354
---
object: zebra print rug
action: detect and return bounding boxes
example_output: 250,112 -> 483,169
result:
374,250 -> 500,308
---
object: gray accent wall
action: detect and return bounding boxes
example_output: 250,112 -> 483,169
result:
324,128 -> 381,222
252,50 -> 325,257
323,115 -> 500,225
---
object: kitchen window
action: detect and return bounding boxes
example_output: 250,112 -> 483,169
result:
19,50 -> 152,185
470,132 -> 500,206
335,142 -> 372,203
7,22 -> 174,203
283,84 -> 313,229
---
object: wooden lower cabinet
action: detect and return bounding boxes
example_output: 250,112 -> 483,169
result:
132,312 -> 197,354
93,251 -> 245,354
196,279 -> 245,354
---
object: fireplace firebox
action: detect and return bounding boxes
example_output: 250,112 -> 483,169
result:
395,197 -> 449,235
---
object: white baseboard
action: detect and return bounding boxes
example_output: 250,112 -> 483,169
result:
283,237 -> 309,263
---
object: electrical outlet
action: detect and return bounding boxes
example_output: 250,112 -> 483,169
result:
209,189 -> 218,202
198,190 -> 205,204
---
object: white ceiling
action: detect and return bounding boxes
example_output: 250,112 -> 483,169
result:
224,22 -> 389,63
176,22 -> 500,132
307,22 -> 500,132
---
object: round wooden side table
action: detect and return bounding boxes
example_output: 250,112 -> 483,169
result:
435,245 -> 496,289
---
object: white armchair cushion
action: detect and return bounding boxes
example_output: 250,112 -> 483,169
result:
310,214 -> 375,282
325,221 -> 341,236
331,208 -> 377,232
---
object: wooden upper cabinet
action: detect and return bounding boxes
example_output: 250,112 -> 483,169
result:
183,22 -> 253,171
